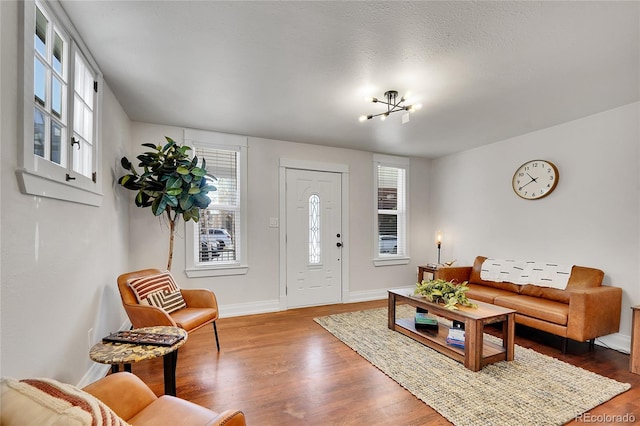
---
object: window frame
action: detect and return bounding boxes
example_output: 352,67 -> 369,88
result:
184,129 -> 248,277
18,0 -> 103,206
372,154 -> 410,266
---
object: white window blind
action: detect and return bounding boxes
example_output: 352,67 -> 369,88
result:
194,145 -> 241,265
373,154 -> 409,262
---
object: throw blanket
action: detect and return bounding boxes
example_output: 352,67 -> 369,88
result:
480,258 -> 573,289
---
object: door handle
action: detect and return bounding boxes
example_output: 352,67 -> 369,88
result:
336,242 -> 343,247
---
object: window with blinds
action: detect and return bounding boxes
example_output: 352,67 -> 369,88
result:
374,155 -> 408,258
194,145 -> 241,265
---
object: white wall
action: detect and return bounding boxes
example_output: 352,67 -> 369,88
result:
430,102 -> 640,351
127,122 -> 432,314
0,1 -> 132,383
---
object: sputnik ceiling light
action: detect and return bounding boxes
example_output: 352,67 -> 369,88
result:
359,90 -> 422,122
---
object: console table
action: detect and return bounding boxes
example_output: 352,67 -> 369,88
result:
89,326 -> 187,396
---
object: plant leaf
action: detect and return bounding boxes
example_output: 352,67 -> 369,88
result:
191,167 -> 206,177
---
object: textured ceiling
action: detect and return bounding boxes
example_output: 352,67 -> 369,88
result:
60,1 -> 639,159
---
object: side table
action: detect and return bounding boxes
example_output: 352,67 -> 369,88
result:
418,264 -> 440,283
631,306 -> 640,374
89,326 -> 187,396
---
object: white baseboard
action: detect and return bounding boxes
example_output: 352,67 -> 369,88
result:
219,299 -> 281,318
77,363 -> 111,389
596,332 -> 631,354
348,286 -> 413,303
77,320 -> 131,388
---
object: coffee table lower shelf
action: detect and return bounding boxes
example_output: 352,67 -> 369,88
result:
394,318 -> 507,367
388,289 -> 515,372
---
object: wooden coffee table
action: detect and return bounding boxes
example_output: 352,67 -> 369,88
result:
89,326 -> 187,396
388,289 -> 515,372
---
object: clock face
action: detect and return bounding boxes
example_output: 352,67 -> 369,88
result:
512,160 -> 559,200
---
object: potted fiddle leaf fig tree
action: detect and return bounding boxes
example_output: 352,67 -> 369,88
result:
118,136 -> 216,270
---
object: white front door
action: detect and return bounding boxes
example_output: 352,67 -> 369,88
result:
285,169 -> 342,308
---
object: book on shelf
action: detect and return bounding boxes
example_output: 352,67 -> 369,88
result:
415,312 -> 439,331
446,327 -> 465,349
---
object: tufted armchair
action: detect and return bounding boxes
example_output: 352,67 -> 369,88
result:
118,269 -> 220,351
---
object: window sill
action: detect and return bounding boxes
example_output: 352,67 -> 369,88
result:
373,257 -> 410,267
185,264 -> 249,278
16,169 -> 102,206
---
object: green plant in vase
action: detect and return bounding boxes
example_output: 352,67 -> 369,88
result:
118,137 -> 216,270
414,279 -> 478,310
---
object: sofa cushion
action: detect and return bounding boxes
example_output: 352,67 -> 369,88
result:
465,283 -> 517,304
1,377 -> 130,426
519,285 -> 570,304
494,295 -> 569,326
519,265 -> 604,304
469,256 -> 522,293
129,271 -> 186,314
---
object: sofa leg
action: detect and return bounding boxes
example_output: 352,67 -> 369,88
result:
561,337 -> 568,354
213,321 -> 220,351
589,339 -> 595,351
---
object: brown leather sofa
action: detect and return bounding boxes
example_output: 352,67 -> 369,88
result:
437,256 -> 622,351
1,372 -> 246,426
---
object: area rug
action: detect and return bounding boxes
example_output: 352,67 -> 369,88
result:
314,306 -> 630,426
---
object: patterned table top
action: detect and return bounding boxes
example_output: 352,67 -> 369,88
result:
89,326 -> 187,365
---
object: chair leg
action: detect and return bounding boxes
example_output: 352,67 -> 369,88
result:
213,321 -> 220,351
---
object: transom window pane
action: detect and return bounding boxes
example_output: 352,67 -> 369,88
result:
34,107 -> 45,158
309,194 -> 321,264
53,33 -> 64,75
51,120 -> 62,164
34,7 -> 47,57
34,58 -> 46,106
52,76 -> 62,118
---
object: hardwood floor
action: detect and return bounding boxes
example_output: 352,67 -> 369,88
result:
128,300 -> 640,425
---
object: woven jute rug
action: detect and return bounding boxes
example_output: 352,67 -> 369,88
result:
314,305 -> 630,426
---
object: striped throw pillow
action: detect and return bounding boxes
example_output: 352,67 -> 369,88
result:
128,271 -> 186,314
1,377 -> 130,426
146,289 -> 187,314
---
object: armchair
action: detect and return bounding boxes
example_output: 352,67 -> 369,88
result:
0,372 -> 245,426
118,269 -> 220,351
83,372 -> 245,426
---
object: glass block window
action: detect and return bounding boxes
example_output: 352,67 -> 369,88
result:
309,194 -> 321,264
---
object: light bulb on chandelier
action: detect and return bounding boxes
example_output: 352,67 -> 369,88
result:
359,90 -> 421,122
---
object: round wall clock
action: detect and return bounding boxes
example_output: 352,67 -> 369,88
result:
512,160 -> 559,200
